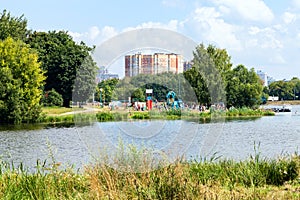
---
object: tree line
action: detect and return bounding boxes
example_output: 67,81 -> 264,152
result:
1,9 -> 297,124
267,77 -> 300,101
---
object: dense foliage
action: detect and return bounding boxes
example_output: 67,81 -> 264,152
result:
112,73 -> 196,103
96,78 -> 119,103
226,65 -> 263,108
268,77 -> 300,100
0,10 -> 29,41
26,31 -> 97,107
42,89 -> 63,107
0,38 -> 45,123
184,44 -> 263,108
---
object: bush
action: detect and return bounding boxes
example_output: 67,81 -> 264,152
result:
131,112 -> 150,119
42,89 -> 63,107
96,112 -> 114,122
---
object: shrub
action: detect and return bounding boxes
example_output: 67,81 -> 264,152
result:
131,112 -> 150,119
96,112 -> 114,122
42,89 -> 63,107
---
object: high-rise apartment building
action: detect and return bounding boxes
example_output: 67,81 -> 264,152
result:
125,53 -> 183,77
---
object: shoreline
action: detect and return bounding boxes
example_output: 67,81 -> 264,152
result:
0,107 -> 276,127
266,100 -> 300,105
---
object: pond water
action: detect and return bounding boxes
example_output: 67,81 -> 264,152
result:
0,106 -> 299,171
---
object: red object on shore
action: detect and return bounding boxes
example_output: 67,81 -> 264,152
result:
147,100 -> 153,110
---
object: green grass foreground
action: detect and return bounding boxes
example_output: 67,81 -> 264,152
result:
0,153 -> 299,199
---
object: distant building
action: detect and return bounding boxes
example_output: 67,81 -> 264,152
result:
256,70 -> 276,87
96,66 -> 119,83
257,70 -> 268,87
125,53 -> 183,77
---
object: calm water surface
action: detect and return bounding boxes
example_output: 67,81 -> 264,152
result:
0,106 -> 299,170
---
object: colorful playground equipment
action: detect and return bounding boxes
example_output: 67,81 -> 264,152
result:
166,91 -> 181,109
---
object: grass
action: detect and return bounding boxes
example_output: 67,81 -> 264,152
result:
226,107 -> 275,117
38,107 -> 275,126
0,148 -> 299,199
42,106 -> 83,115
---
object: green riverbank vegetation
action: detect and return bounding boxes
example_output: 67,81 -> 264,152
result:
0,149 -> 299,199
38,107 -> 274,124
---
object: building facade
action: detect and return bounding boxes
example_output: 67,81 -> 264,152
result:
125,53 -> 183,77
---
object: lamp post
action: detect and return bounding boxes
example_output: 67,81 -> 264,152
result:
100,88 -> 103,108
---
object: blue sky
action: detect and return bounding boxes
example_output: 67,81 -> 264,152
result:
2,0 -> 300,80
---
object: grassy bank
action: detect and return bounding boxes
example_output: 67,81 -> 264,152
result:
42,106 -> 83,115
0,152 -> 299,199
226,107 -> 275,117
38,107 -> 275,124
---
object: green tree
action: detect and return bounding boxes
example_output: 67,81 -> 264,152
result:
96,78 -> 119,103
184,67 -> 210,104
0,9 -> 29,41
72,55 -> 98,103
143,83 -> 169,101
184,44 -> 228,105
226,65 -> 263,108
261,86 -> 269,104
26,31 -> 96,107
269,78 -> 300,100
206,44 -> 232,82
291,77 -> 300,100
131,88 -> 145,102
0,38 -> 45,124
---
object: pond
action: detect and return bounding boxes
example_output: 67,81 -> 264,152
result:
0,106 -> 299,171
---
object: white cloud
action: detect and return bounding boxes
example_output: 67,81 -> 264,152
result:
67,2 -> 300,79
247,26 -> 283,49
269,54 -> 286,64
69,20 -> 180,48
101,26 -> 118,39
89,26 -> 100,40
187,7 -> 242,51
249,27 -> 260,35
213,0 -> 274,23
282,12 -> 297,24
69,26 -> 117,45
244,39 -> 258,48
123,20 -> 179,32
218,5 -> 231,15
292,0 -> 300,8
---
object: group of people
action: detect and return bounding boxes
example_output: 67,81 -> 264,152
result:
109,100 -> 227,113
